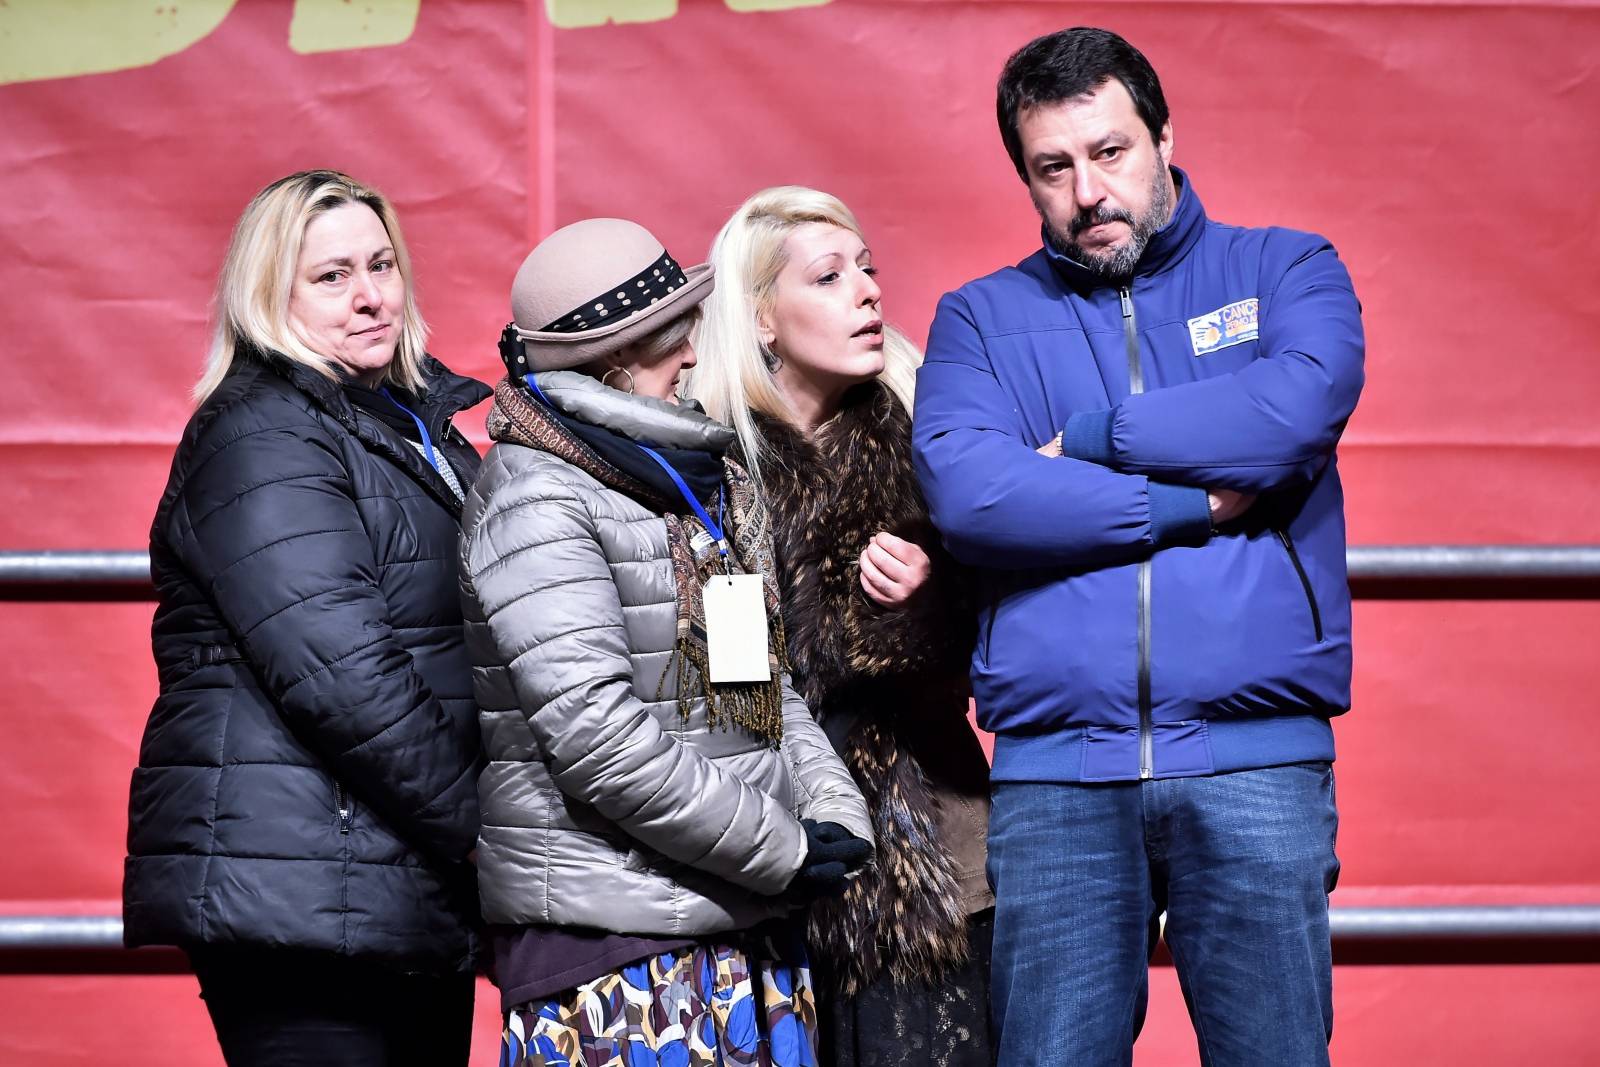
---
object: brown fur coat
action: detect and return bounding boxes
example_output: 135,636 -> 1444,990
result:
753,382 -> 987,995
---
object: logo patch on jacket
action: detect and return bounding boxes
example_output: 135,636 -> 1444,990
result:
1187,298 -> 1259,356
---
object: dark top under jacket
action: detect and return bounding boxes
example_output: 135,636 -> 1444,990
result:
490,925 -> 696,1012
123,350 -> 491,974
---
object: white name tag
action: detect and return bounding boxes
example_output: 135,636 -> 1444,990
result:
703,573 -> 772,683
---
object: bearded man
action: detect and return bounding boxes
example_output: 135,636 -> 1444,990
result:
911,26 -> 1366,1067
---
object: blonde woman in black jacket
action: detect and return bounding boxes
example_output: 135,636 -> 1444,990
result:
123,171 -> 489,1067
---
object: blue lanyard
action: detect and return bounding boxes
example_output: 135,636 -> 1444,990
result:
521,373 -> 554,407
380,387 -> 444,476
636,444 -> 728,562
522,374 -> 727,561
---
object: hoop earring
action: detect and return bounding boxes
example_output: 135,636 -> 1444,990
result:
601,366 -> 636,394
761,346 -> 782,373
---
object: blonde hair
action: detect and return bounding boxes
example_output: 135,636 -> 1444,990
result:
193,170 -> 430,404
631,304 -> 703,365
684,186 -> 920,489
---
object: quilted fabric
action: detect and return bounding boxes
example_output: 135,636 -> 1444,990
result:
123,353 -> 490,973
461,373 -> 871,935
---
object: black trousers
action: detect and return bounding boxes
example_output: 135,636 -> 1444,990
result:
188,948 -> 476,1067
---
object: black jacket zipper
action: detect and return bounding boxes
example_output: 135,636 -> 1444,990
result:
1276,529 -> 1325,643
1122,285 -> 1154,780
334,782 -> 353,834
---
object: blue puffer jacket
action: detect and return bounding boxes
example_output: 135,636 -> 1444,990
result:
913,169 -> 1364,783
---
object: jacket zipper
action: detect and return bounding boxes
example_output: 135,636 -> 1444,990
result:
334,782 -> 352,834
1121,287 -> 1145,394
351,412 -> 461,517
1122,286 -> 1154,780
1275,529 -> 1325,643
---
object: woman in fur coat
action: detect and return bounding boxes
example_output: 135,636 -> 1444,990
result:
686,187 -> 996,1067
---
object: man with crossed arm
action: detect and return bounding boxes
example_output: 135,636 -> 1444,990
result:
912,27 -> 1364,1067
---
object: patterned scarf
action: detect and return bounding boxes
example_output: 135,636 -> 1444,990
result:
488,376 -> 789,744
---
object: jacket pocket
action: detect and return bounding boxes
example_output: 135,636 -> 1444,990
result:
1274,530 -> 1324,643
188,643 -> 244,669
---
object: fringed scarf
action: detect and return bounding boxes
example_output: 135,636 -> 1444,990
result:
488,376 -> 789,745
657,480 -> 791,746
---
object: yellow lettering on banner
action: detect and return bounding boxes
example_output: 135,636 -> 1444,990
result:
544,0 -> 677,30
546,0 -> 831,28
724,0 -> 832,10
289,0 -> 422,54
0,0 -> 837,84
0,0 -> 237,86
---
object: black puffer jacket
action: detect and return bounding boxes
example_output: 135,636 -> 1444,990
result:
123,351 -> 491,974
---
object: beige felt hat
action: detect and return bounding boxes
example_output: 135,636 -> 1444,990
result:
500,218 -> 715,373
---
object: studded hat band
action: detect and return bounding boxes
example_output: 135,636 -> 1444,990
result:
540,249 -> 689,334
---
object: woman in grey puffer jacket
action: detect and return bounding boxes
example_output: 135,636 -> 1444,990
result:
459,219 -> 872,1066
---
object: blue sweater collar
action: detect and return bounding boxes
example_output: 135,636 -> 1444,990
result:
1042,166 -> 1207,292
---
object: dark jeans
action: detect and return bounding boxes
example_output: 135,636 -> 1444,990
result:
988,762 -> 1339,1067
188,947 -> 475,1067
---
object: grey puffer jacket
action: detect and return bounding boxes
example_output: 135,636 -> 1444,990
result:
459,372 -> 871,936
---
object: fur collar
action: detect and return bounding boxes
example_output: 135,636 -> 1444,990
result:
755,382 -> 973,722
752,381 -> 979,993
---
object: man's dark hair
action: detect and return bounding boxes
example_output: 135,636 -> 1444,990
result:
996,27 -> 1170,181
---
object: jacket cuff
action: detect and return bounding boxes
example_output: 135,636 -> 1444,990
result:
1060,410 -> 1116,465
1148,481 -> 1212,547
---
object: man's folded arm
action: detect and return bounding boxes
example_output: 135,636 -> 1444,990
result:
1058,240 -> 1365,492
913,292 -> 1211,571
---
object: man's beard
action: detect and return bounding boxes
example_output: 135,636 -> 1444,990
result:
1040,163 -> 1173,285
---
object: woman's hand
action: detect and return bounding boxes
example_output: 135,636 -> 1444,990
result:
1038,433 -> 1063,458
787,819 -> 873,901
859,532 -> 932,607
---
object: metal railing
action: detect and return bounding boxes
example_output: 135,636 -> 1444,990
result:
6,546 -> 1600,598
7,907 -> 1600,953
4,544 -> 1598,968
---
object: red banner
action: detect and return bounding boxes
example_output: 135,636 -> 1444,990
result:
2,2 -> 1598,1062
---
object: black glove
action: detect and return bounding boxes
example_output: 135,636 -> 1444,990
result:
788,819 -> 872,900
